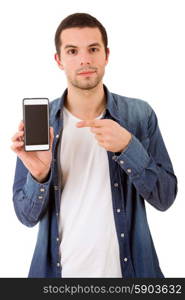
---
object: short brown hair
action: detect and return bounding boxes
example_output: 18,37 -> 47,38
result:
54,13 -> 108,56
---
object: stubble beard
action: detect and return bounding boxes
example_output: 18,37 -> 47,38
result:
68,70 -> 105,91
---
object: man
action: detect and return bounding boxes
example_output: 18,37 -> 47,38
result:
11,13 -> 177,278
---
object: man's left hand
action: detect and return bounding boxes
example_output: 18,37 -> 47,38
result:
76,119 -> 132,153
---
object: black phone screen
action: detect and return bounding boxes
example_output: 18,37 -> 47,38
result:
24,104 -> 49,145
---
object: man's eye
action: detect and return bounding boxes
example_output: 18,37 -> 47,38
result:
90,48 -> 99,52
67,49 -> 77,55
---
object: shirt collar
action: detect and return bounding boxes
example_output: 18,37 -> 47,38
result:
103,84 -> 120,122
54,84 -> 120,122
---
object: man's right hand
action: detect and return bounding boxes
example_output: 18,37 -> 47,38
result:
11,121 -> 54,183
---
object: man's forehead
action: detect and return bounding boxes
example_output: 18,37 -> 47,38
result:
60,27 -> 103,47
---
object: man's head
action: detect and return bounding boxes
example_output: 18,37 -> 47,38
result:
54,13 -> 109,90
55,13 -> 108,58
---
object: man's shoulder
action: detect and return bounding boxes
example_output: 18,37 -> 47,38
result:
49,97 -> 61,121
49,97 -> 61,108
109,91 -> 156,135
111,91 -> 153,118
112,91 -> 151,109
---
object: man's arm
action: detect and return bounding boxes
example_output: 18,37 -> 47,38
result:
114,108 -> 177,211
12,158 -> 52,227
76,109 -> 177,211
11,121 -> 54,226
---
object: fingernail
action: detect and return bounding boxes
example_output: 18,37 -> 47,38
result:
76,122 -> 82,127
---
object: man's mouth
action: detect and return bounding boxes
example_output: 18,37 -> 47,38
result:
77,71 -> 96,76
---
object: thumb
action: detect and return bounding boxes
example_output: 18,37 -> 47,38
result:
49,127 -> 54,149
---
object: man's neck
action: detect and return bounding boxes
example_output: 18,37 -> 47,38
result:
64,82 -> 106,120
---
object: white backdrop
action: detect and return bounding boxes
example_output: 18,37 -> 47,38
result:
0,0 -> 184,277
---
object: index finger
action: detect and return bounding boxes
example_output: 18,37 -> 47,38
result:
76,119 -> 105,128
18,120 -> 24,131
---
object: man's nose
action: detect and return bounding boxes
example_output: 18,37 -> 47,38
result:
79,51 -> 92,66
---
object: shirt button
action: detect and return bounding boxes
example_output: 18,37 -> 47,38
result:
112,155 -> 116,160
56,134 -> 59,139
54,185 -> 59,191
121,233 -> 125,238
56,237 -> 59,242
38,196 -> 43,200
127,168 -> 132,173
116,208 -> 121,213
56,212 -> 59,217
120,160 -> 124,164
57,262 -> 60,267
124,257 -> 128,262
114,183 -> 119,187
40,188 -> 45,192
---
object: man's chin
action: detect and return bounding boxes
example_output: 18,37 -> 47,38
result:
71,79 -> 101,91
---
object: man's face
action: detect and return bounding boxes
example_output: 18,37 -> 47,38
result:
55,27 -> 109,90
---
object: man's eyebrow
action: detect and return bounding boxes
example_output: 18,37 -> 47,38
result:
64,43 -> 102,49
88,43 -> 101,47
64,44 -> 78,49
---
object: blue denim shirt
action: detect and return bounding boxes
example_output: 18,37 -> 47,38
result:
13,85 -> 177,278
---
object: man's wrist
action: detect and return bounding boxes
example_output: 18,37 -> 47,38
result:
117,132 -> 132,153
32,169 -> 51,183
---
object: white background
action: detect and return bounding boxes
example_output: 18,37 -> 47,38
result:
0,0 -> 184,277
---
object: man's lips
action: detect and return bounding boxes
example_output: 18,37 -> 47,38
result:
77,71 -> 96,76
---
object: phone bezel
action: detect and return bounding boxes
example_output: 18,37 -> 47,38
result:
23,98 -> 50,151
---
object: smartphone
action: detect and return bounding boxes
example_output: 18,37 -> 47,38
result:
23,98 -> 50,151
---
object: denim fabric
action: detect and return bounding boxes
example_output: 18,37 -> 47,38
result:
12,85 -> 177,278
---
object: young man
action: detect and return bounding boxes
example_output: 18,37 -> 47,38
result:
11,13 -> 177,278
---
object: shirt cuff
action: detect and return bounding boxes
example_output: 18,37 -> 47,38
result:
24,171 -> 52,220
113,135 -> 150,177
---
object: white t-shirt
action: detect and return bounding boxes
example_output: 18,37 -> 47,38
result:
59,106 -> 122,277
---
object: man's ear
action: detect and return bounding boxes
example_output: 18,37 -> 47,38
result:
54,53 -> 64,70
105,48 -> 110,65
